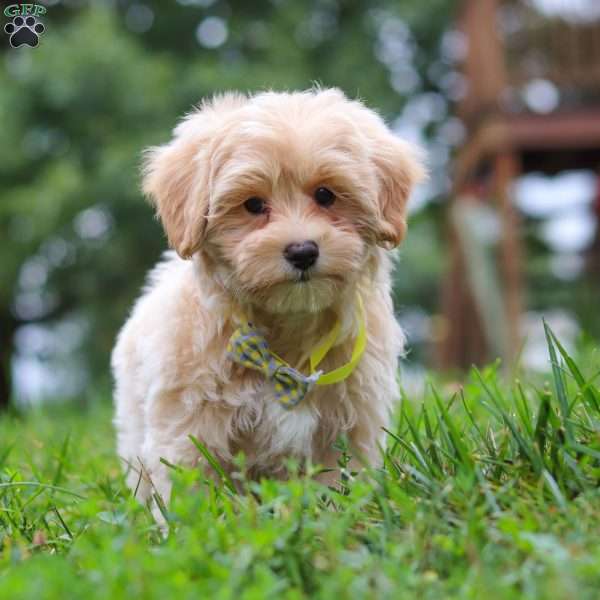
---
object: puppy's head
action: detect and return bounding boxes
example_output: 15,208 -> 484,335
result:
143,89 -> 424,314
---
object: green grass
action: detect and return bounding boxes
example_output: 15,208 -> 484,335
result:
2,325 -> 600,599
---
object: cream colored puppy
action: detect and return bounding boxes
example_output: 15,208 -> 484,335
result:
112,88 -> 424,507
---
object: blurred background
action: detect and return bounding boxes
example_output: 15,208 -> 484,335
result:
1,0 -> 599,408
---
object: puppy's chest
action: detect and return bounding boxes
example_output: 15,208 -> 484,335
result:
227,375 -> 340,461
219,341 -> 356,462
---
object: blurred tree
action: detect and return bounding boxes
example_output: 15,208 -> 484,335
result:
0,0 -> 454,408
0,9 -> 177,407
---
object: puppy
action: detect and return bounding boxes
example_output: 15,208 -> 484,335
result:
112,88 -> 424,508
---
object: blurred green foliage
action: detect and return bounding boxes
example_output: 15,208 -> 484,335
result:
0,0 -> 454,406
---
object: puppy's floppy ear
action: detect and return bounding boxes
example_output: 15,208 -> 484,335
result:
142,124 -> 209,259
371,134 -> 426,249
142,93 -> 247,258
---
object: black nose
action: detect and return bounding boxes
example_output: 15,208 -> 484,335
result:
283,240 -> 319,271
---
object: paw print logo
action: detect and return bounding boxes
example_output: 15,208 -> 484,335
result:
4,16 -> 45,48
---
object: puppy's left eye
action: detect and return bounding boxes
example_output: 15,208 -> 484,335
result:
244,197 -> 268,215
314,187 -> 335,207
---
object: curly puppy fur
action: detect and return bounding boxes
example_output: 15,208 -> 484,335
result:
112,88 -> 424,508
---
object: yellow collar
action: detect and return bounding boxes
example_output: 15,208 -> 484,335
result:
228,295 -> 367,406
308,294 -> 366,385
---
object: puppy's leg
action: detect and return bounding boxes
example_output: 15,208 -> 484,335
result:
140,426 -> 196,505
113,383 -> 149,497
140,402 -> 233,528
320,395 -> 395,488
112,326 -> 151,496
137,442 -> 173,529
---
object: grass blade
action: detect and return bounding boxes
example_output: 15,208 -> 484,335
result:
188,435 -> 236,494
543,320 -> 574,442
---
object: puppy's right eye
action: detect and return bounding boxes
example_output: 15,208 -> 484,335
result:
244,197 -> 267,215
314,187 -> 335,207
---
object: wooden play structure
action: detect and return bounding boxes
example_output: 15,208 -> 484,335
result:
440,0 -> 600,369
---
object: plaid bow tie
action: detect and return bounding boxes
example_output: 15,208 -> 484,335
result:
227,324 -> 321,408
227,295 -> 367,409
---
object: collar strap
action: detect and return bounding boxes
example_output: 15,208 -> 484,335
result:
227,295 -> 367,407
310,294 -> 366,385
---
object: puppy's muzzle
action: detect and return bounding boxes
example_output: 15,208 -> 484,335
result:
283,240 -> 319,271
